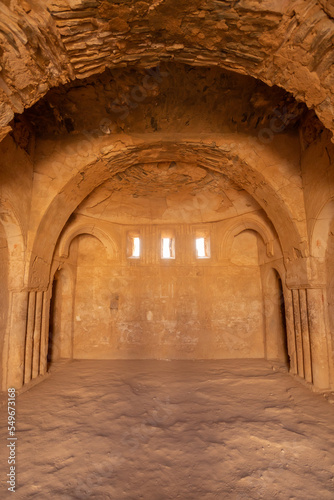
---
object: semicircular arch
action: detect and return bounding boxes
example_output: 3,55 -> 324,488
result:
28,141 -> 304,288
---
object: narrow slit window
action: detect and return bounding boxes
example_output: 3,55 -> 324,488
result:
196,236 -> 210,258
128,234 -> 141,258
132,237 -> 140,258
196,237 -> 206,257
161,237 -> 175,259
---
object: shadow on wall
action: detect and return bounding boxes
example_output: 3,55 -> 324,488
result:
264,268 -> 289,368
48,265 -> 76,369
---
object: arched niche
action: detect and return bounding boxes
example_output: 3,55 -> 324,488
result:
263,267 -> 289,366
58,222 -> 119,261
48,265 -> 76,367
49,232 -> 113,364
230,230 -> 262,266
70,234 -> 112,359
47,223 -> 120,366
221,218 -> 275,263
219,229 -> 266,359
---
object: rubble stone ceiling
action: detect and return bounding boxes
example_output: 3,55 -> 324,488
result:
0,0 -> 334,140
75,161 -> 261,224
21,63 -> 305,138
20,62 -> 303,227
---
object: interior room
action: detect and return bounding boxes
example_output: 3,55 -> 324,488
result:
0,0 -> 334,498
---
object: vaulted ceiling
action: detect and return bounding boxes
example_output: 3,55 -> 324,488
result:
1,0 -> 334,141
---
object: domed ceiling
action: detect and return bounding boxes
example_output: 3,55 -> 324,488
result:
75,160 -> 261,223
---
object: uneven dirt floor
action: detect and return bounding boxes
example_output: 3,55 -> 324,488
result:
1,359 -> 334,499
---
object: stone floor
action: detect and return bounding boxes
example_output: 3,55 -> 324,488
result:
1,359 -> 334,499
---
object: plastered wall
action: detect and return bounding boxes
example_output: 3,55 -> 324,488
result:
53,227 -> 266,360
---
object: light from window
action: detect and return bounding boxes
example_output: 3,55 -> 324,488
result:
162,237 -> 175,259
196,236 -> 210,258
132,236 -> 140,257
196,237 -> 205,257
162,238 -> 171,258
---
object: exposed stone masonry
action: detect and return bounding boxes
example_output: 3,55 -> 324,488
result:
1,0 -> 334,140
0,0 -> 334,399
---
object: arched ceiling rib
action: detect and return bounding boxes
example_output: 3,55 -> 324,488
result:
0,0 -> 334,141
28,141 -> 305,289
74,160 -> 263,225
22,63 -> 305,138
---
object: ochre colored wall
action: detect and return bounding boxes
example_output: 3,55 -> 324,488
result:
68,227 -> 265,360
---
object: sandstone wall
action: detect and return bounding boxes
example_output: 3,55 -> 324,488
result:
64,229 -> 265,360
1,2 -> 334,393
1,0 -> 334,141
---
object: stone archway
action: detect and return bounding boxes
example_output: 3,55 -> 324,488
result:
34,160 -> 288,365
28,140 -> 305,291
14,137 -> 307,386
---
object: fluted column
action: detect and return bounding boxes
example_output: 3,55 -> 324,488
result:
5,291 -> 29,389
307,288 -> 331,389
40,289 -> 51,376
284,289 -> 297,375
32,291 -> 43,379
24,291 -> 36,384
299,289 -> 312,384
292,289 -> 304,378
